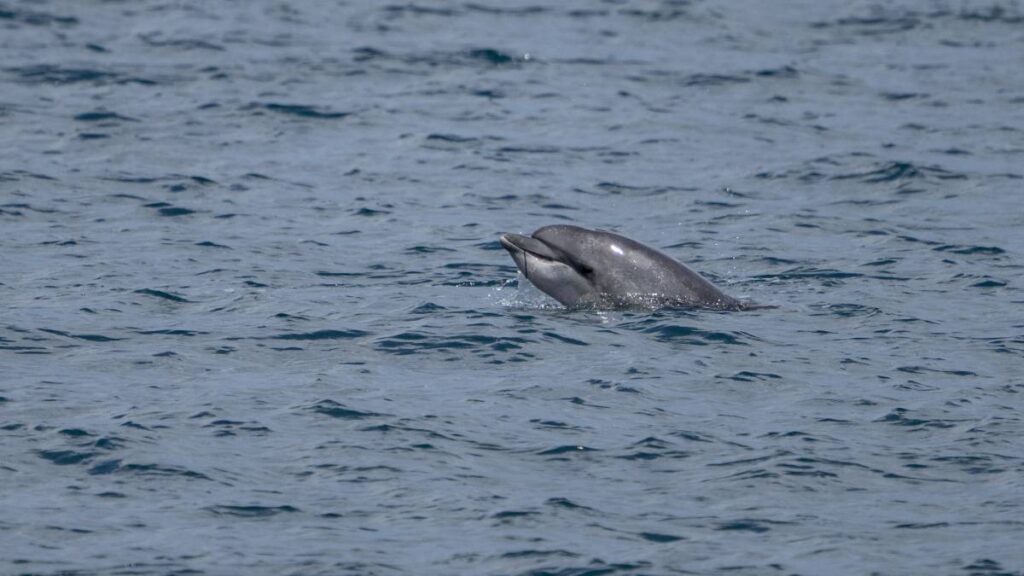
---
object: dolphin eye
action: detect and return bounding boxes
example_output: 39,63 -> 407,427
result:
578,264 -> 595,278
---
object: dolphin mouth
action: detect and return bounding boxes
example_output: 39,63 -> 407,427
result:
499,233 -> 561,261
500,232 -> 566,281
500,232 -> 595,283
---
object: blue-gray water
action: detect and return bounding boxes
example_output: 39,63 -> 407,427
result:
2,1 -> 1023,574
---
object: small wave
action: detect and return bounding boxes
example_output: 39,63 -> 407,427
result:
135,288 -> 191,303
251,103 -> 352,119
623,322 -> 751,346
206,505 -> 299,518
0,7 -> 78,26
38,328 -> 121,342
269,329 -> 370,340
830,161 -> 967,183
87,461 -> 213,480
7,64 -> 154,85
308,399 -> 386,420
73,111 -> 138,122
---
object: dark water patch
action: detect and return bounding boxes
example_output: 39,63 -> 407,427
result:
376,331 -> 533,358
424,133 -> 483,144
156,206 -> 196,217
958,6 -> 1024,23
256,103 -> 352,119
406,244 -> 456,254
93,437 -> 123,450
575,181 -> 695,197
38,328 -> 121,342
136,329 -> 207,337
754,266 -> 862,284
961,558 -> 1016,576
896,366 -> 977,377
545,498 -> 594,512
669,430 -> 717,444
881,92 -> 927,101
933,244 -> 1004,256
59,428 -> 94,438
495,145 -> 561,155
36,449 -> 96,466
499,549 -> 581,560
492,509 -> 540,520
135,288 -> 191,303
639,532 -> 685,543
619,449 -> 690,462
96,491 -> 125,498
1,202 -> 61,214
206,505 -> 299,518
269,329 -> 369,340
897,234 -> 943,247
73,111 -> 138,122
410,302 -> 447,314
357,424 -> 455,445
0,6 -> 78,26
203,420 -> 271,436
724,371 -> 782,383
755,66 -> 799,78
1,344 -> 49,354
619,6 -> 689,21
1,170 -> 58,182
863,258 -> 899,267
686,73 -> 750,87
356,45 -> 525,69
810,303 -> 882,317
971,279 -> 1007,288
195,241 -> 230,249
316,270 -> 362,278
380,4 -> 459,17
542,331 -> 587,346
716,519 -> 791,533
875,408 -> 959,429
353,206 -> 390,216
466,48 -> 517,65
7,64 -> 153,85
87,461 -> 213,480
308,399 -> 386,420
831,161 -> 967,183
628,323 -> 749,346
313,464 -> 403,482
464,4 -> 548,16
930,454 -> 1012,475
812,10 -> 921,34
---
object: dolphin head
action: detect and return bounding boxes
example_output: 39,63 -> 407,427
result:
499,224 -> 742,309
499,225 -> 636,307
497,224 -> 598,305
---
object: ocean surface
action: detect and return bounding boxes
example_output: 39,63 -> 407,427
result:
2,1 -> 1023,574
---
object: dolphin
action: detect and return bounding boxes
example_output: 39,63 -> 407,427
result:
499,224 -> 744,310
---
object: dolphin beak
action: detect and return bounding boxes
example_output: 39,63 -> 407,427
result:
500,233 -> 531,277
500,233 -> 561,261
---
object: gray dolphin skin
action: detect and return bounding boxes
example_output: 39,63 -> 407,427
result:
499,224 -> 744,310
